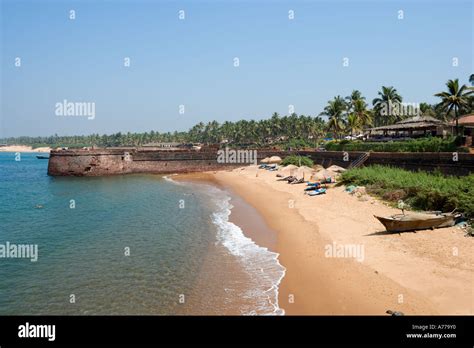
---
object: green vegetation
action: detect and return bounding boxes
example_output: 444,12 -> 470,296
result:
435,79 -> 474,135
320,95 -> 347,139
325,137 -> 467,152
2,76 -> 473,148
0,113 -> 327,149
372,86 -> 403,126
341,165 -> 474,218
280,138 -> 320,150
280,155 -> 314,167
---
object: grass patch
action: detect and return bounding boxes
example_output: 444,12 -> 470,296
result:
280,155 -> 314,167
340,165 -> 474,218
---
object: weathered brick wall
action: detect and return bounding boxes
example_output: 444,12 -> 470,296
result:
299,151 -> 474,175
47,149 -> 292,176
47,148 -> 474,176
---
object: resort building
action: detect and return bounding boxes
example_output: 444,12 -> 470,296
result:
367,115 -> 450,141
450,114 -> 474,147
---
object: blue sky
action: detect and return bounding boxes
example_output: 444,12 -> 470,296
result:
1,0 -> 472,137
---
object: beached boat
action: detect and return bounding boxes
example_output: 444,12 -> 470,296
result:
374,212 -> 456,232
36,155 -> 50,159
307,188 -> 327,196
304,185 -> 321,191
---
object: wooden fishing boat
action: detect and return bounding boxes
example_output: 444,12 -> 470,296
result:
374,212 -> 456,232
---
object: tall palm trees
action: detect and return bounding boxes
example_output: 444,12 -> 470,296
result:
189,122 -> 205,142
435,79 -> 474,135
343,91 -> 372,137
320,96 -> 346,139
372,86 -> 403,126
9,78 -> 474,149
346,114 -> 361,137
350,99 -> 372,129
270,112 -> 282,140
203,121 -> 220,143
345,90 -> 365,112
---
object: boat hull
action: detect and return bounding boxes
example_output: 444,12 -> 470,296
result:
374,214 -> 455,232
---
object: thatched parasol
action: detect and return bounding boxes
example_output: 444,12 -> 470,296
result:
312,169 -> 335,181
268,156 -> 282,164
295,165 -> 314,179
326,165 -> 346,173
279,164 -> 298,175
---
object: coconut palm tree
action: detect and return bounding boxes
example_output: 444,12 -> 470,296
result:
435,79 -> 473,135
270,112 -> 282,140
372,86 -> 403,126
320,96 -> 347,139
189,122 -> 205,142
346,114 -> 361,137
308,116 -> 325,143
351,99 -> 373,128
419,103 -> 440,118
345,90 -> 365,112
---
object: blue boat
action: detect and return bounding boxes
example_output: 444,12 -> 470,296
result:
307,188 -> 327,196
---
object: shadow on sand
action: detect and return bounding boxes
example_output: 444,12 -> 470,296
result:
365,230 -> 418,236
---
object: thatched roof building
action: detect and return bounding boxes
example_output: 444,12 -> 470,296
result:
450,114 -> 474,146
368,116 -> 449,138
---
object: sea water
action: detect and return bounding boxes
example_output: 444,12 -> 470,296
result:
0,152 -> 285,315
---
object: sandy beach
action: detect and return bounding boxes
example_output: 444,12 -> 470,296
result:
178,167 -> 473,315
0,145 -> 51,153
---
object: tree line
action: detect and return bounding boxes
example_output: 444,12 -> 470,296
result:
2,76 -> 473,148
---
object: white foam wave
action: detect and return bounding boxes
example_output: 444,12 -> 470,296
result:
162,175 -> 179,184
164,175 -> 286,315
211,195 -> 286,316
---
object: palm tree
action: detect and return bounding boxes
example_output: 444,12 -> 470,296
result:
351,99 -> 372,128
345,90 -> 365,112
270,112 -> 282,140
220,121 -> 235,143
203,121 -> 220,143
320,96 -> 347,139
419,103 -> 440,118
372,86 -> 403,126
346,114 -> 361,137
435,79 -> 474,135
309,116 -> 326,145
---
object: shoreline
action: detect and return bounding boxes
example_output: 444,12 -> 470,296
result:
172,172 -> 278,251
173,172 -> 286,314
0,145 -> 51,153
176,168 -> 473,315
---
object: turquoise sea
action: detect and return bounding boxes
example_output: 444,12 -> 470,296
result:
0,152 -> 285,315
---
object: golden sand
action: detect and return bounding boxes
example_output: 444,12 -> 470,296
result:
179,167 -> 473,315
